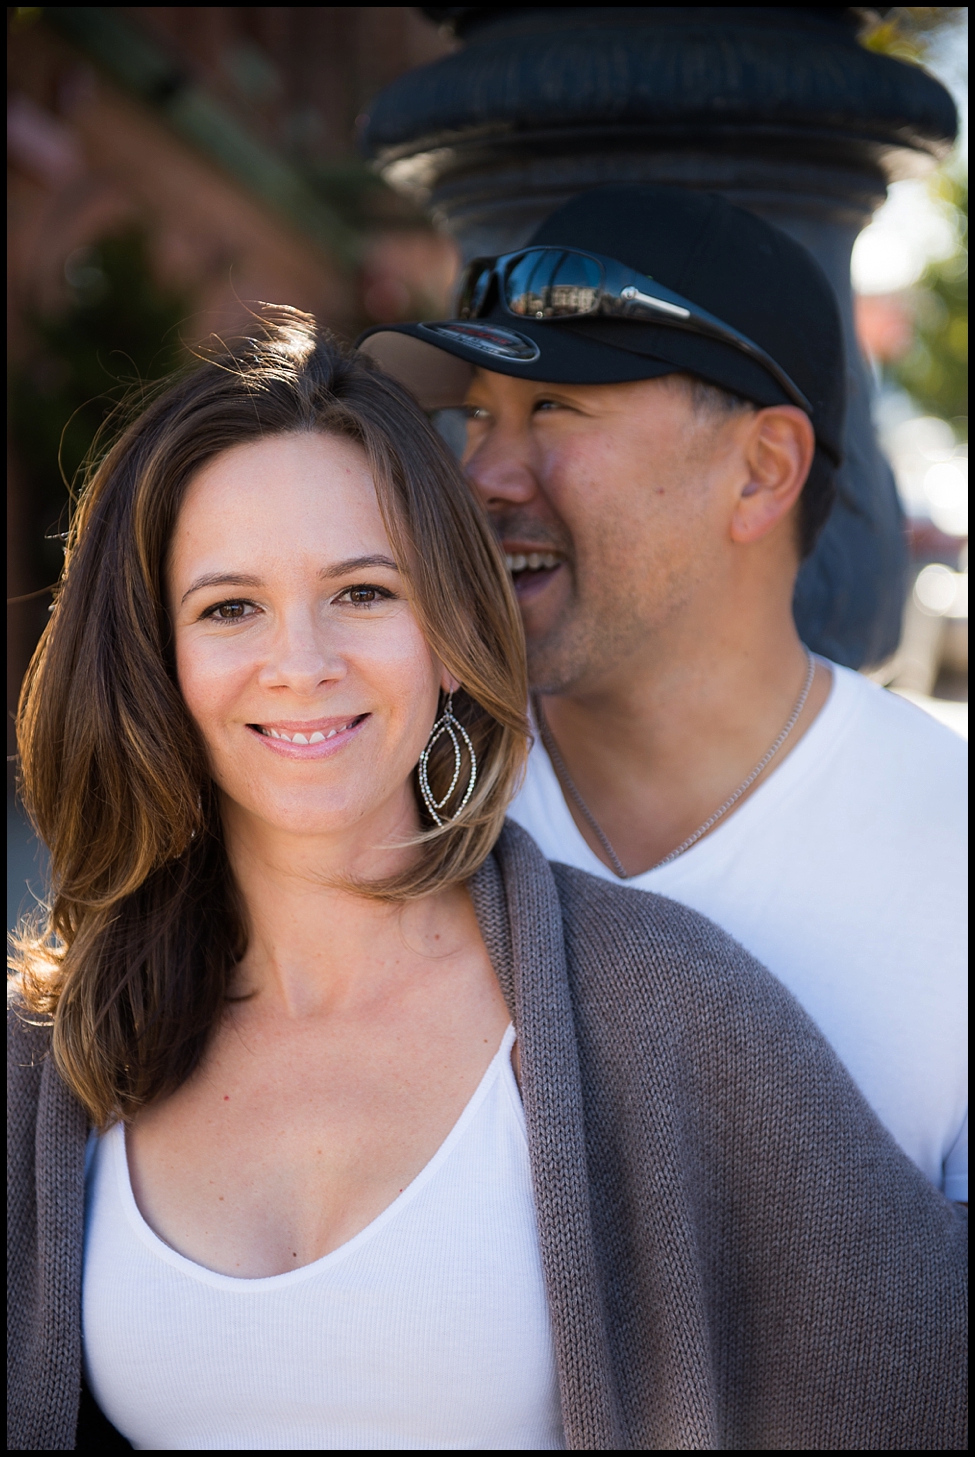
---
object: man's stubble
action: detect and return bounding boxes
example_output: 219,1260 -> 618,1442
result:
494,504 -> 700,701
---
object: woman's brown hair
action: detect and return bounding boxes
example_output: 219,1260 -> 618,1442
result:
11,306 -> 529,1128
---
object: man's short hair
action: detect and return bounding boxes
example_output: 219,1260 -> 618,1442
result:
686,377 -> 835,559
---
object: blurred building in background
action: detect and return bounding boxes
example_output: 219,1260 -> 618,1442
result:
7,4 -> 459,770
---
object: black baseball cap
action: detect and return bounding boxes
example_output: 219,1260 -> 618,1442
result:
357,185 -> 845,467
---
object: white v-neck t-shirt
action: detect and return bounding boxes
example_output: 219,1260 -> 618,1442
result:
509,663 -> 968,1199
82,1026 -> 564,1450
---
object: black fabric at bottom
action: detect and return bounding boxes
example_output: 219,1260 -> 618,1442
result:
75,1375 -> 133,1451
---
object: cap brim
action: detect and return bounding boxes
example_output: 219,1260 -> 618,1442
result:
357,327 -> 474,410
357,317 -> 678,410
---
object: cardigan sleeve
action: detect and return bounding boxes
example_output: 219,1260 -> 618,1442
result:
7,1007 -> 90,1451
550,862 -> 968,1451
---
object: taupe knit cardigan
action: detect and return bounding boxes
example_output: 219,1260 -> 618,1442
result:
8,821 -> 967,1451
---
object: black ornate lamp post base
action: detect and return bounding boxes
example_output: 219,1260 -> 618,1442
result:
364,7 -> 958,668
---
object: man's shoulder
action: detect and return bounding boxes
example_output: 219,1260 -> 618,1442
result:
549,857 -> 742,949
500,819 -> 748,949
547,857 -> 800,1021
816,668 -> 966,861
830,664 -> 967,772
499,819 -> 787,990
542,857 -> 875,1136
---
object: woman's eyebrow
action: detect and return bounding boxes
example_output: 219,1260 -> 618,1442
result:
181,572 -> 263,605
319,554 -> 399,580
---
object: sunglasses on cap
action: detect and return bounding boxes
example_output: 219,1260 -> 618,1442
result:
458,246 -> 812,414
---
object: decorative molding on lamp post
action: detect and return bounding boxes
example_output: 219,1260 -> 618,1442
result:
363,6 -> 958,668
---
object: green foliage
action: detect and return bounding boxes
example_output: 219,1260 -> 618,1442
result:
302,157 -> 430,234
9,230 -> 190,577
893,171 -> 968,434
303,158 -> 396,230
858,7 -> 964,63
856,9 -> 967,432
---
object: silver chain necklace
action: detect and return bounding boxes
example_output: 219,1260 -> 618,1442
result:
533,653 -> 816,880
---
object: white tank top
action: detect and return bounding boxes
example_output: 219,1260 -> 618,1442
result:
82,1025 -> 565,1451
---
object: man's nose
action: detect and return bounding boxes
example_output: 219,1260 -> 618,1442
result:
464,431 -> 539,509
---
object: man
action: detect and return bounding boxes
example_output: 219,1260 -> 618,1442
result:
360,185 -> 967,1202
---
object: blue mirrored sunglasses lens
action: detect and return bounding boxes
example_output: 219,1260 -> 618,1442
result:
505,250 -> 602,318
547,251 -> 603,315
468,269 -> 491,316
460,266 -> 492,318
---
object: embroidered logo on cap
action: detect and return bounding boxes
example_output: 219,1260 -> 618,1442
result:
420,322 -> 540,362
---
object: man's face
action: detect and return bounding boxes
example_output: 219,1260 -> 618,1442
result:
462,369 -> 744,695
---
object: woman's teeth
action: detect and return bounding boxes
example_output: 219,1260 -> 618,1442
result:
259,722 -> 353,743
505,552 -> 560,573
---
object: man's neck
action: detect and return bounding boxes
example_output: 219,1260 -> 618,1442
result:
538,621 -> 831,878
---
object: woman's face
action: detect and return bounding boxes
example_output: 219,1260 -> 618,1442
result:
168,431 -> 447,846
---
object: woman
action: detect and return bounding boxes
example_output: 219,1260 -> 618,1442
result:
8,310 -> 965,1451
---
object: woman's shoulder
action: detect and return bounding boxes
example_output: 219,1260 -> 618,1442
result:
7,991 -> 53,1055
8,994 -> 89,1229
7,995 -> 55,1121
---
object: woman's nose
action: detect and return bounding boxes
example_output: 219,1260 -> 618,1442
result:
256,614 -> 344,693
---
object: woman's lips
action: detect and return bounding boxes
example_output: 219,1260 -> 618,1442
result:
246,713 -> 368,758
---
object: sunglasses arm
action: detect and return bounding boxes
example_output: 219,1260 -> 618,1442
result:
619,285 -> 691,320
613,286 -> 812,413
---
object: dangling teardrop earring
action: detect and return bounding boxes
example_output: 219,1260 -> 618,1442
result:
418,692 -> 478,826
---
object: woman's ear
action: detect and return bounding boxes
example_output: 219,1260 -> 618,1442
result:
730,406 -> 815,547
440,670 -> 461,695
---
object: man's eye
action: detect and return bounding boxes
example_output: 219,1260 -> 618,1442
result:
465,405 -> 490,420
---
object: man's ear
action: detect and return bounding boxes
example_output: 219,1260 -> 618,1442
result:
730,406 -> 816,546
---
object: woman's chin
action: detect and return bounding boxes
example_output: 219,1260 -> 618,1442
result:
221,788 -> 418,847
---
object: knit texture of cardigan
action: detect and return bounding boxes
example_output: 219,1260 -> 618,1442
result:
7,820 -> 968,1450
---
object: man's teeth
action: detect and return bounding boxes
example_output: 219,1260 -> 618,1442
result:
262,723 -> 352,743
505,552 -> 561,573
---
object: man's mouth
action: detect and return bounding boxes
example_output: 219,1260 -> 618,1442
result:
504,551 -> 565,596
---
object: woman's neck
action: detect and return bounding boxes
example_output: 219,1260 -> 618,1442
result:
220,795 -> 472,1020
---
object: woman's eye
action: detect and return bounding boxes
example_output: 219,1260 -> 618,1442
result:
204,600 -> 253,622
338,584 -> 391,606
